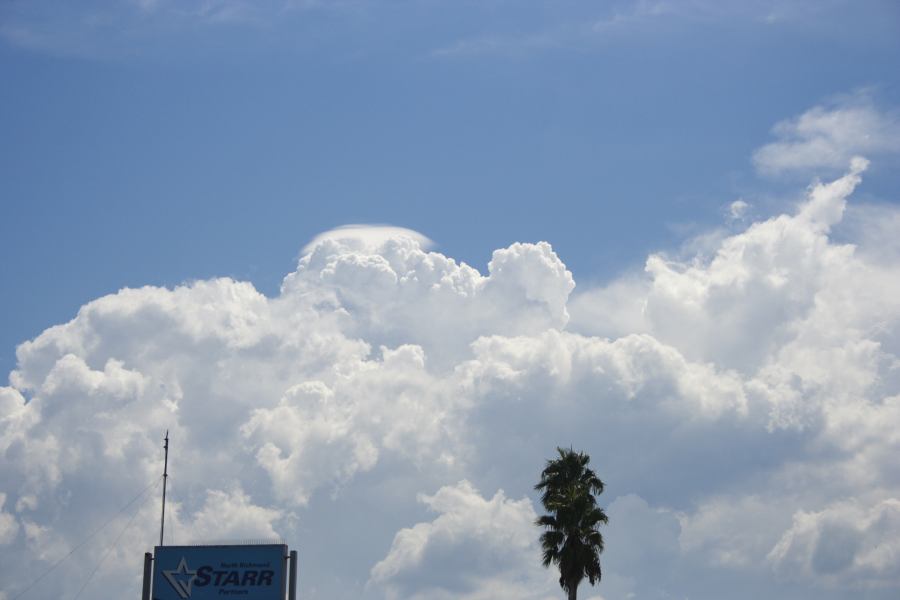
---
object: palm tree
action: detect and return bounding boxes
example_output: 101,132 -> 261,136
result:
535,447 -> 608,600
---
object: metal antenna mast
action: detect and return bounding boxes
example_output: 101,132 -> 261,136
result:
159,430 -> 169,547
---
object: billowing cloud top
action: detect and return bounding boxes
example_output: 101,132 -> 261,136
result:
2,161 -> 900,599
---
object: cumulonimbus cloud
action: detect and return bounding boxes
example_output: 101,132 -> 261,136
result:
1,158 -> 899,599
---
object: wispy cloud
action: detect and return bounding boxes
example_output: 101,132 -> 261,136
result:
430,26 -> 569,59
753,90 -> 900,176
428,0 -> 829,60
0,0 -> 315,58
1,0 -> 889,61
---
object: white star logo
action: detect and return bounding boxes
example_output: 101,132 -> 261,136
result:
162,557 -> 197,599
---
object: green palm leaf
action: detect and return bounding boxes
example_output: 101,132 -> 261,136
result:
535,447 -> 607,600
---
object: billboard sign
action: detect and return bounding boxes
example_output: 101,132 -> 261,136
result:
153,544 -> 287,600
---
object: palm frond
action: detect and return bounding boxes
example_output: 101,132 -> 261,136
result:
534,447 -> 609,596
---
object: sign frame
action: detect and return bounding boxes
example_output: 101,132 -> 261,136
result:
151,543 -> 289,600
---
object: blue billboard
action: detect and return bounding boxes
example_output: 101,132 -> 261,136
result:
153,544 -> 287,600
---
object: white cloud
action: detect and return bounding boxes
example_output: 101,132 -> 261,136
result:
570,158 -> 872,374
369,480 -> 556,600
2,158 -> 900,598
431,0 -> 845,59
14,495 -> 37,513
0,494 -> 18,545
600,494 -> 681,599
301,225 -> 434,256
281,235 -> 574,367
679,494 -> 790,568
729,199 -> 750,221
181,488 -> 283,542
769,498 -> 900,587
431,28 -> 566,59
240,349 -> 459,506
563,159 -> 900,595
754,93 -> 900,176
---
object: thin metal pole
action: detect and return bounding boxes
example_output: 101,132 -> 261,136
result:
159,430 -> 169,547
141,552 -> 153,600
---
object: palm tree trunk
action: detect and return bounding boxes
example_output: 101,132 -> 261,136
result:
568,583 -> 577,600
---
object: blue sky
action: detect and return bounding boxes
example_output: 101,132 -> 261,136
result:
3,0 -> 898,377
2,2 -> 900,599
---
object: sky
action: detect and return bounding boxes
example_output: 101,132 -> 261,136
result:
1,1 -> 900,599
